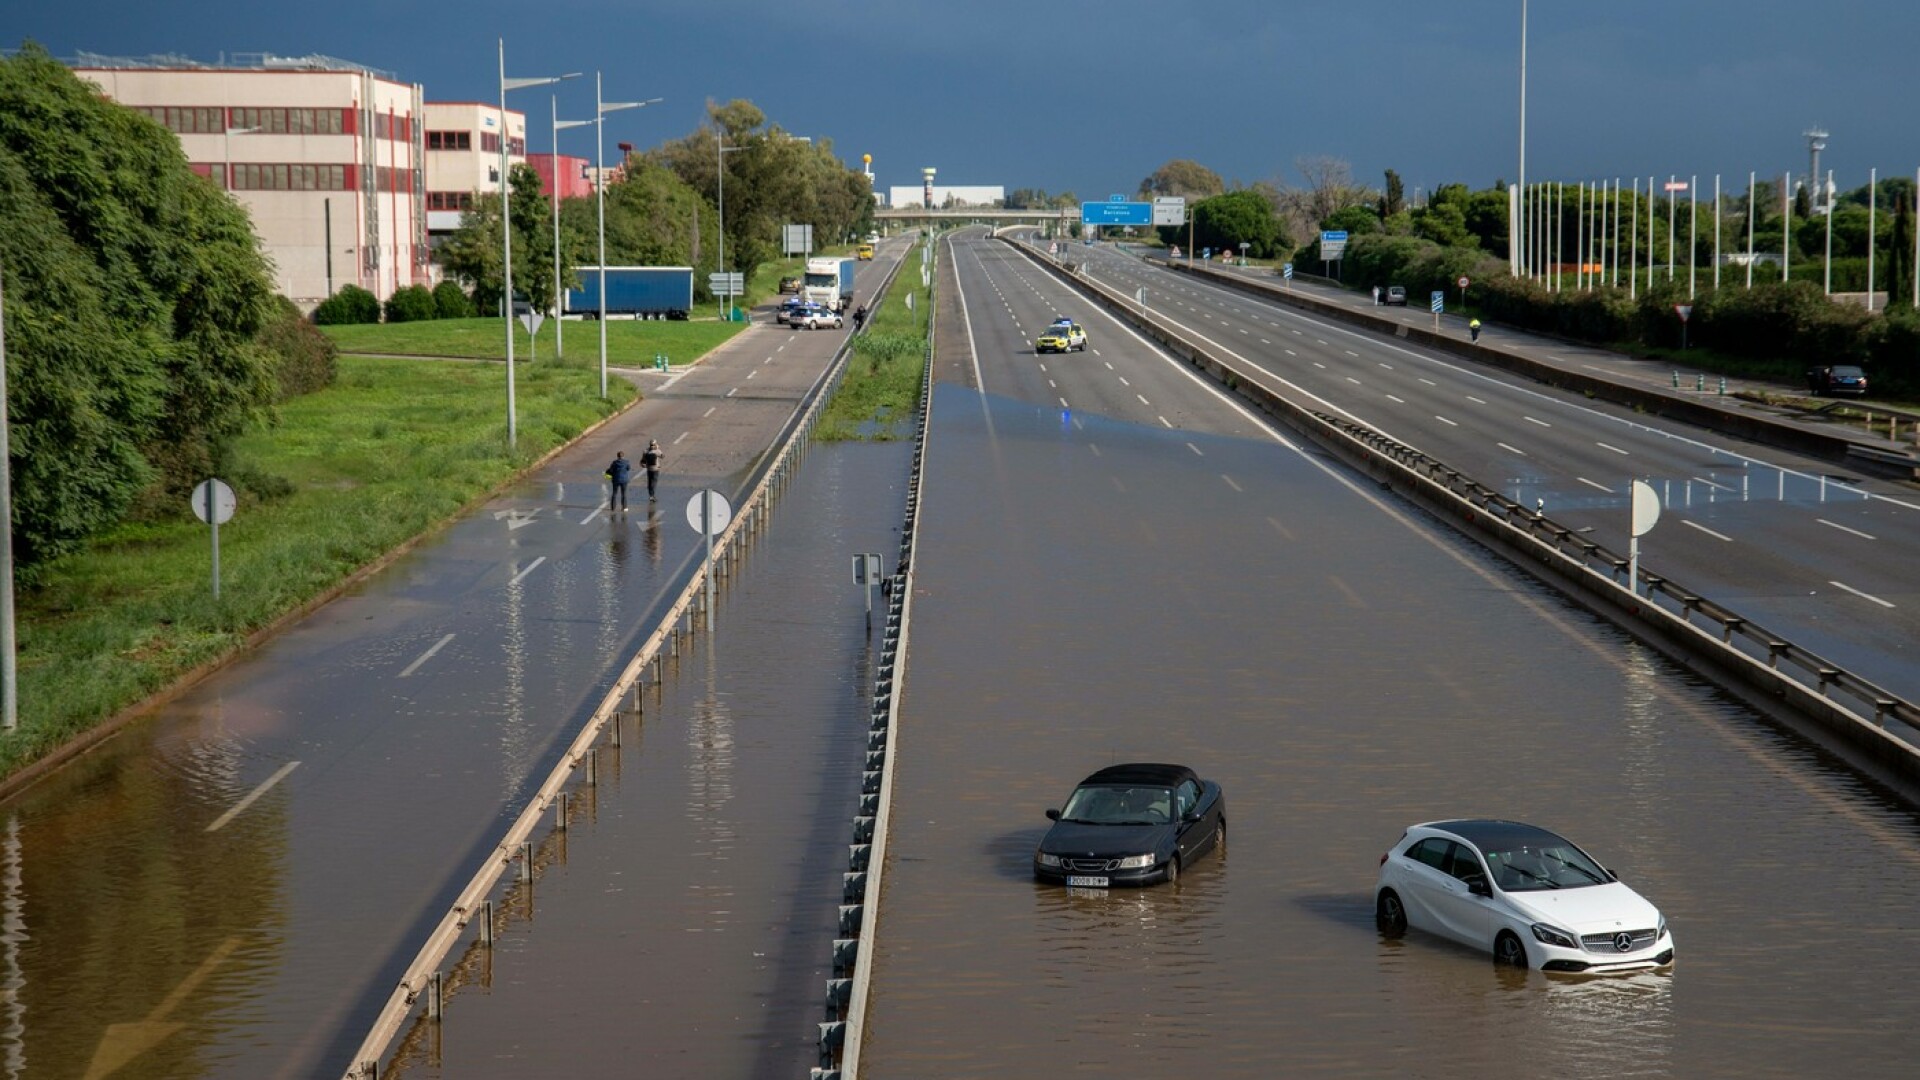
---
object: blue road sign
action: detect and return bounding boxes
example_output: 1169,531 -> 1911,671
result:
1282,263 -> 1294,279
1081,200 -> 1153,226
1320,230 -> 1349,243
1430,292 -> 1445,313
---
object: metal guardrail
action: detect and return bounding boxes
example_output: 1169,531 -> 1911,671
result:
340,251 -> 911,1080
1011,238 -> 1920,793
812,233 -> 937,1080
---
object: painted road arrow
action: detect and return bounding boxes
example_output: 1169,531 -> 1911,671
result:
85,937 -> 242,1080
490,509 -> 540,531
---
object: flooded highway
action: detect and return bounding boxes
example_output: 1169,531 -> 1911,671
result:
377,441 -> 911,1079
858,382 -> 1920,1071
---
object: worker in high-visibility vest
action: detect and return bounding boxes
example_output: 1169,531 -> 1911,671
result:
1469,318 -> 1482,343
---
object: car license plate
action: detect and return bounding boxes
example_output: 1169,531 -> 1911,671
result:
1067,875 -> 1109,888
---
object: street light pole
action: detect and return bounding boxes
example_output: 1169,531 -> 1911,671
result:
716,135 -> 748,322
1516,0 -> 1527,277
552,96 -> 592,362
594,79 -> 660,399
497,40 -> 579,449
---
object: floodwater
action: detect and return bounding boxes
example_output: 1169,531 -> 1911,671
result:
379,440 -> 912,1079
860,385 -> 1920,1078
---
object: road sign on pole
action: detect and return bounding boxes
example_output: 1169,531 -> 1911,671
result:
1152,197 -> 1187,226
1282,263 -> 1294,289
191,478 -> 236,599
1431,291 -> 1445,330
1674,303 -> 1693,349
852,551 -> 882,631
687,489 -> 733,623
1628,479 -> 1662,596
1080,199 -> 1153,226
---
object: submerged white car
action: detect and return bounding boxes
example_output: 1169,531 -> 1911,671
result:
1375,820 -> 1674,974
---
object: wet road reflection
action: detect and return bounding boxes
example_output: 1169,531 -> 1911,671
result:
380,442 -> 910,1079
861,385 -> 1920,1078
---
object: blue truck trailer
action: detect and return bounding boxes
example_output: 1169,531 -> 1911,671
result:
566,266 -> 694,320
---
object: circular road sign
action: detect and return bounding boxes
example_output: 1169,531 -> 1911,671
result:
685,490 -> 734,537
1457,276 -> 1470,289
190,479 -> 236,525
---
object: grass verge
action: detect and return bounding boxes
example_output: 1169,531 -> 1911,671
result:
321,317 -> 744,367
818,247 -> 930,441
5,356 -> 637,782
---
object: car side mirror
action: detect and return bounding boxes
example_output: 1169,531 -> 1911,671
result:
1466,875 -> 1492,898
1045,809 -> 1060,821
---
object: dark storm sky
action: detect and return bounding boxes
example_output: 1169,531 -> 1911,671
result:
11,0 -> 1917,198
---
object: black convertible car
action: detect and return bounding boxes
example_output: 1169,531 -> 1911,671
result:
1033,763 -> 1226,887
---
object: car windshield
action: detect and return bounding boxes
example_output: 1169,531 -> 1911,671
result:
1833,366 -> 1864,377
1058,785 -> 1173,825
1481,839 -> 1614,892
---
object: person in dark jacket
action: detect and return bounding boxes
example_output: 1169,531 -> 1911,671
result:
606,450 -> 633,511
640,440 -> 664,500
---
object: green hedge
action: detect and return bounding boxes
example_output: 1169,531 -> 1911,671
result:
1341,233 -> 1920,396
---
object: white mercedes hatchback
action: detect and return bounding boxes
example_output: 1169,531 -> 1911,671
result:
1375,820 -> 1675,974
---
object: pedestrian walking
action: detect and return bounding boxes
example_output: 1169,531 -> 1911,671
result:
605,450 -> 633,511
852,304 -> 867,330
1469,318 -> 1483,343
1372,285 -> 1382,305
640,439 -> 664,500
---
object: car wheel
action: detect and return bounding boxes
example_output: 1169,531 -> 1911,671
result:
1375,889 -> 1407,937
1494,931 -> 1528,969
1163,856 -> 1180,885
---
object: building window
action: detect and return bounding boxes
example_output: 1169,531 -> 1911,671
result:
507,136 -> 525,156
480,132 -> 501,154
427,191 -> 476,212
231,163 -> 347,191
427,130 -> 473,151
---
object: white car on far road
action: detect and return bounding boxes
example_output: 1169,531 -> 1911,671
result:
1375,819 -> 1674,974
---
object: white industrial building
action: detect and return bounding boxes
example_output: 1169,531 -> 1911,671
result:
421,100 -> 529,255
74,52 -> 528,309
884,184 -> 1005,209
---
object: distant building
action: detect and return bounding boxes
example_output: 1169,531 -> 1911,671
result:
421,101 -> 529,259
883,184 -> 1005,209
76,52 -> 429,308
525,153 -> 593,201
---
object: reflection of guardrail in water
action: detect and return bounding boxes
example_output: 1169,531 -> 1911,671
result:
340,250 -> 911,1080
1009,239 -> 1920,796
813,236 -> 937,1080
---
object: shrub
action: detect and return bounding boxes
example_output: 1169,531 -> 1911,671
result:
257,295 -> 338,400
433,280 -> 473,319
312,285 -> 382,325
383,284 -> 438,323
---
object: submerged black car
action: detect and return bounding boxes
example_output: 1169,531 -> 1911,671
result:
1033,763 -> 1226,887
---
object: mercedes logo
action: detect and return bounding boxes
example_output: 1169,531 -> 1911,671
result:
1612,932 -> 1635,952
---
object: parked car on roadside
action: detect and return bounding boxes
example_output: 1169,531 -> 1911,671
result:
1383,285 -> 1408,306
1806,364 -> 1868,397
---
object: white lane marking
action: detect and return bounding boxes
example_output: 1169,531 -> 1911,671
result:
1048,379 -> 1057,388
1221,475 -> 1243,492
1059,397 -> 1070,408
1829,580 -> 1896,608
747,369 -> 758,379
1187,442 -> 1205,456
1682,520 -> 1735,542
703,406 -> 717,418
726,387 -> 738,397
1118,376 -> 1131,386
1316,339 -> 1328,345
673,431 -> 690,444
1420,378 -> 1438,387
1467,395 -> 1487,403
399,633 -> 456,678
1595,442 -> 1630,455
1286,349 -> 1298,356
1577,477 -> 1616,493
1239,328 -> 1249,335
205,761 -> 302,833
1136,393 -> 1151,406
1158,415 -> 1173,427
510,556 -> 547,585
1261,338 -> 1272,344
581,507 -> 606,525
1312,361 -> 1326,369
1345,377 -> 1361,385
1435,415 -> 1459,426
776,343 -> 786,352
1818,519 -> 1878,540
1523,415 -> 1552,427
1498,442 -> 1527,455
1386,394 -> 1406,403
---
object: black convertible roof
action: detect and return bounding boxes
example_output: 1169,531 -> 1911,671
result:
1081,763 -> 1196,788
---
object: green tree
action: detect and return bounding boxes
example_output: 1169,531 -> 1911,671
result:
1139,159 -> 1224,200
1007,187 -> 1050,209
1322,205 -> 1382,236
1379,169 -> 1405,218
436,163 -> 552,315
1189,190 -> 1287,259
1,44 -> 278,566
